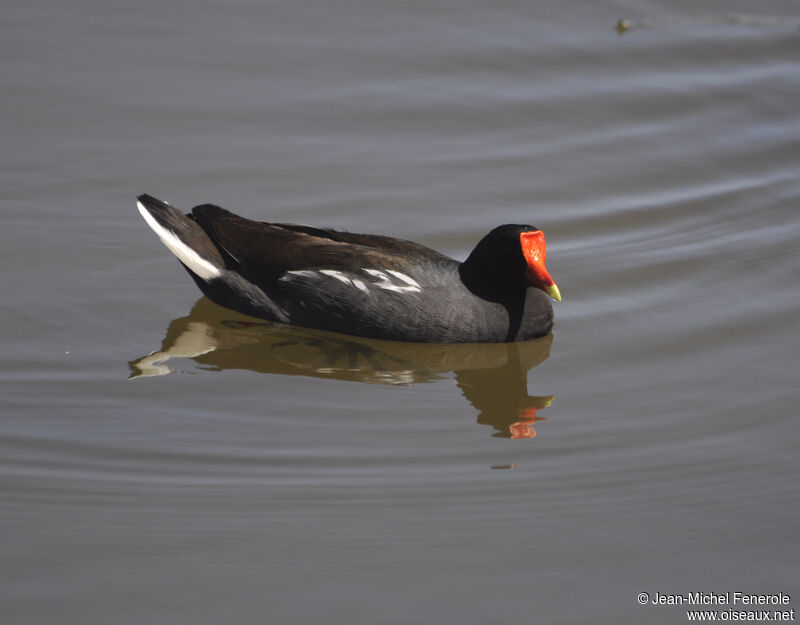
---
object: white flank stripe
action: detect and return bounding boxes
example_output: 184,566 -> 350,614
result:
320,269 -> 352,284
138,201 -> 221,280
281,267 -> 418,295
363,268 -> 421,293
283,270 -> 318,280
386,269 -> 421,288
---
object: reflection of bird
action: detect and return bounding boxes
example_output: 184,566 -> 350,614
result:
456,342 -> 553,439
129,298 -> 554,439
137,194 -> 560,343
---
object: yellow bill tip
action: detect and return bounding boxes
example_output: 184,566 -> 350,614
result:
544,283 -> 561,303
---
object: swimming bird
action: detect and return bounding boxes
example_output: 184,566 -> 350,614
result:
137,194 -> 560,343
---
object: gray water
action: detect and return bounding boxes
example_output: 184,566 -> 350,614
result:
2,1 -> 799,624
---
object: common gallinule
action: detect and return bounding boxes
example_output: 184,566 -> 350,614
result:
137,194 -> 560,342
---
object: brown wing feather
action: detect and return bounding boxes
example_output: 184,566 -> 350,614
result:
190,204 -> 449,290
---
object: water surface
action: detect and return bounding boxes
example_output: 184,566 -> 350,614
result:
2,1 -> 798,623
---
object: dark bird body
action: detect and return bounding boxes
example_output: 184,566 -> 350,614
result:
137,194 -> 560,343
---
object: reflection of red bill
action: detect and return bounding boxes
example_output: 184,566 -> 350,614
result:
509,406 -> 548,439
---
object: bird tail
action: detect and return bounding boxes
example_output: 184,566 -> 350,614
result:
136,194 -> 225,281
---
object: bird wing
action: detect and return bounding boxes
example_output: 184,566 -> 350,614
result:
190,204 -> 448,289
